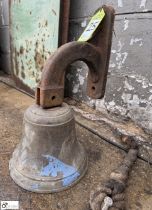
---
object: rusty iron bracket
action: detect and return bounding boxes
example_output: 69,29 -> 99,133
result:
36,5 -> 115,108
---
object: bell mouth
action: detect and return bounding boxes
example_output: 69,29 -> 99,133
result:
9,153 -> 87,193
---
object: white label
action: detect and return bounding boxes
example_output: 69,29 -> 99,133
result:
1,201 -> 19,210
78,8 -> 105,42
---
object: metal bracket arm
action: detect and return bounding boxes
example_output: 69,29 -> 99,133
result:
36,5 -> 115,108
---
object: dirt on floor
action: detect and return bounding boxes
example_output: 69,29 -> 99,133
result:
0,82 -> 152,210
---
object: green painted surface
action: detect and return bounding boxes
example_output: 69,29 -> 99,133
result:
10,0 -> 60,89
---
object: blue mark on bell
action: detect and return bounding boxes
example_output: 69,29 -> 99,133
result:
40,155 -> 80,186
31,183 -> 39,190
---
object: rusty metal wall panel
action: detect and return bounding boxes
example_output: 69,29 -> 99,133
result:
10,0 -> 60,93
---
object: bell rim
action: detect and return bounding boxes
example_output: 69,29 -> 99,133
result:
10,154 -> 87,182
9,156 -> 88,193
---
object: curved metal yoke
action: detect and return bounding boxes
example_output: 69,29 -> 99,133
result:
36,5 -> 115,108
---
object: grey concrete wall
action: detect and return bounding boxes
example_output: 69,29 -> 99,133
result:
0,0 -> 11,74
67,0 -> 152,134
70,0 -> 152,18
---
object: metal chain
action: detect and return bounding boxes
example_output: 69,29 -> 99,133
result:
89,137 -> 138,210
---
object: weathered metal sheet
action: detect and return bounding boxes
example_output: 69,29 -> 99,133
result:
10,0 -> 61,93
0,0 -> 9,26
0,0 -> 11,73
70,0 -> 152,18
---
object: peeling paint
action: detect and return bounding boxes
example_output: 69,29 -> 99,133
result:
73,84 -> 79,93
116,52 -> 128,70
117,40 -> 124,52
112,40 -> 128,70
109,63 -> 116,68
130,37 -> 143,46
124,94 -> 140,106
78,74 -> 85,85
86,98 -> 96,108
148,95 -> 152,101
118,0 -> 123,8
95,99 -> 106,111
105,72 -> 152,122
140,0 -> 147,9
123,19 -> 129,31
81,20 -> 87,28
121,93 -> 146,111
124,80 -> 134,91
117,87 -> 122,91
140,99 -> 148,105
105,103 -> 127,116
111,50 -> 116,54
121,93 -> 132,103
108,101 -> 115,106
121,52 -> 128,64
129,75 -> 152,88
142,81 -> 149,89
66,73 -> 73,81
77,68 -> 83,72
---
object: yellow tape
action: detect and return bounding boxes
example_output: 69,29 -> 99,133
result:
78,8 -> 105,42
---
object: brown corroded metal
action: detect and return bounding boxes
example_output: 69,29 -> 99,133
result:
36,5 -> 115,108
59,0 -> 70,46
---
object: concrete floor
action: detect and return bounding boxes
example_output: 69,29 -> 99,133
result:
0,82 -> 152,210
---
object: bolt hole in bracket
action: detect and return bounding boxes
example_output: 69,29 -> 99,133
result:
52,96 -> 56,100
36,5 -> 115,108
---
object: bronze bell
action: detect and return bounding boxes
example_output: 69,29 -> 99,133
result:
9,6 -> 114,193
9,102 -> 87,192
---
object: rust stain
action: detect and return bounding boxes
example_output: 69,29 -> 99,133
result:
35,41 -> 38,48
14,48 -> 19,76
34,51 -> 45,71
45,20 -> 48,27
21,71 -> 25,79
52,9 -> 56,16
20,46 -> 24,54
34,40 -> 45,71
21,60 -> 25,79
